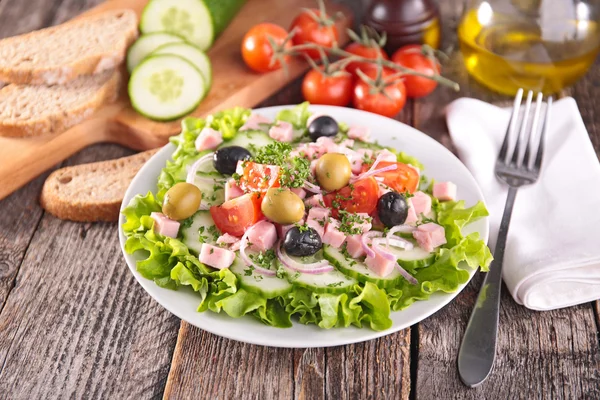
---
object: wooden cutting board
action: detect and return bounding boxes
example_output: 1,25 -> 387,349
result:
0,0 -> 351,201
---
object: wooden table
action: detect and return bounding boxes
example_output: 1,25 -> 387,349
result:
0,0 -> 599,398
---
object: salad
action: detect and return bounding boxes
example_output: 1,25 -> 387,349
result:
122,103 -> 492,331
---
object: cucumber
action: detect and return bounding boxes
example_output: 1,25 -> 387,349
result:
129,55 -> 206,121
217,130 -> 275,155
323,246 -> 405,289
190,175 -> 225,207
152,42 -> 212,93
181,210 -> 219,254
127,32 -> 184,72
389,246 -> 436,270
230,258 -> 292,299
284,265 -> 357,295
140,0 -> 247,51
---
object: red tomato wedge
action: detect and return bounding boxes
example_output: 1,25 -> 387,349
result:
237,161 -> 281,192
210,193 -> 263,237
323,177 -> 379,218
362,162 -> 420,194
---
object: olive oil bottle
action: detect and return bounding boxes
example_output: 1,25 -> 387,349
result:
458,1 -> 600,95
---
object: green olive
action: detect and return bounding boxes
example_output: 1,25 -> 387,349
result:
261,188 -> 305,225
315,153 -> 352,191
162,182 -> 202,220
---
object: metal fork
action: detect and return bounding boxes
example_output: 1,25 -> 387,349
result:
457,89 -> 553,387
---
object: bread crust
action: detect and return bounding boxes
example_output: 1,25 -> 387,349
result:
0,9 -> 138,85
0,71 -> 121,138
40,149 -> 159,222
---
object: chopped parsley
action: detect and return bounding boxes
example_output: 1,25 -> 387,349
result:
248,249 -> 277,271
327,281 -> 344,287
181,216 -> 194,229
244,265 -> 255,276
338,210 -> 372,236
295,222 -> 309,232
251,142 -> 310,189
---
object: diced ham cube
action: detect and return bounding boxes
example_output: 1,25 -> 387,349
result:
199,244 -> 235,270
365,251 -> 396,277
276,218 -> 304,240
345,235 -> 365,258
378,149 -> 397,163
322,219 -> 346,248
269,121 -> 294,142
310,159 -> 318,174
291,187 -> 306,199
225,179 -> 244,201
240,113 -> 271,131
433,181 -> 457,201
151,212 -> 180,238
217,233 -> 240,245
413,223 -> 446,252
304,194 -> 324,208
195,127 -> 223,151
307,113 -> 324,127
338,139 -> 355,149
315,136 -> 339,153
405,200 -> 418,225
411,191 -> 432,216
348,125 -> 370,141
306,207 -> 330,237
247,220 -> 278,252
357,148 -> 374,159
354,213 -> 373,233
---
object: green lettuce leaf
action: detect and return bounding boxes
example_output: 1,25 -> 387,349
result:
435,200 -> 490,247
397,151 -> 425,170
208,107 -> 251,140
275,101 -> 311,129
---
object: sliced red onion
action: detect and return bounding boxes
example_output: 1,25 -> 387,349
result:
371,239 -> 396,262
387,225 -> 416,235
386,237 -> 414,250
361,231 -> 383,258
303,181 -> 322,193
276,242 -> 333,274
239,225 -> 276,276
395,265 -> 418,285
186,153 -> 215,184
352,164 -> 398,182
199,204 -> 210,211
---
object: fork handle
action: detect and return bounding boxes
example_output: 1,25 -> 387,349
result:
457,186 -> 518,387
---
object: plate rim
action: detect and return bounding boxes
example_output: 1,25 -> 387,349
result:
118,104 -> 489,348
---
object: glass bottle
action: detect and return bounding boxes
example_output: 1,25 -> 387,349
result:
458,0 -> 600,95
363,0 -> 441,54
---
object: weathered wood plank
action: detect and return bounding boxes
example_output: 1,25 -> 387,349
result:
412,1 -> 600,398
162,323 -> 294,399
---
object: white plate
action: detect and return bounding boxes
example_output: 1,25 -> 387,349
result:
119,105 -> 489,348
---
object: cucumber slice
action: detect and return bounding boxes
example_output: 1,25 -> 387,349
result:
190,175 -> 225,207
323,246 -> 405,289
140,0 -> 246,51
285,265 -> 357,295
129,55 -> 205,121
181,210 -> 219,254
152,42 -> 212,94
127,32 -> 184,72
217,130 -> 274,155
389,246 -> 436,270
230,258 -> 292,299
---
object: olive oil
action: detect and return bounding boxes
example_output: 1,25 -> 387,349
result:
458,9 -> 600,95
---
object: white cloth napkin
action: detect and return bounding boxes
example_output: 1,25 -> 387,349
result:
446,97 -> 600,311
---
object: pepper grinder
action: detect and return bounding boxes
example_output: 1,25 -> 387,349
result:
363,0 -> 441,54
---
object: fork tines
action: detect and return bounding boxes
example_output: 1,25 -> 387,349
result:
498,89 -> 553,173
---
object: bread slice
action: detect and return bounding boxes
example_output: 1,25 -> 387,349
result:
40,149 -> 159,222
0,9 -> 138,85
0,70 -> 120,137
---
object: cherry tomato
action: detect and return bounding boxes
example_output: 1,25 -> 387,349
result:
391,45 -> 439,98
237,161 -> 281,192
352,69 -> 407,118
242,23 -> 291,73
290,9 -> 338,60
323,177 -> 379,218
361,161 -> 420,194
344,42 -> 389,76
302,69 -> 354,106
210,193 -> 263,237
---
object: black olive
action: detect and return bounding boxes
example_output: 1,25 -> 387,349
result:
213,146 -> 252,175
308,116 -> 339,141
377,192 -> 409,228
283,226 -> 322,257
